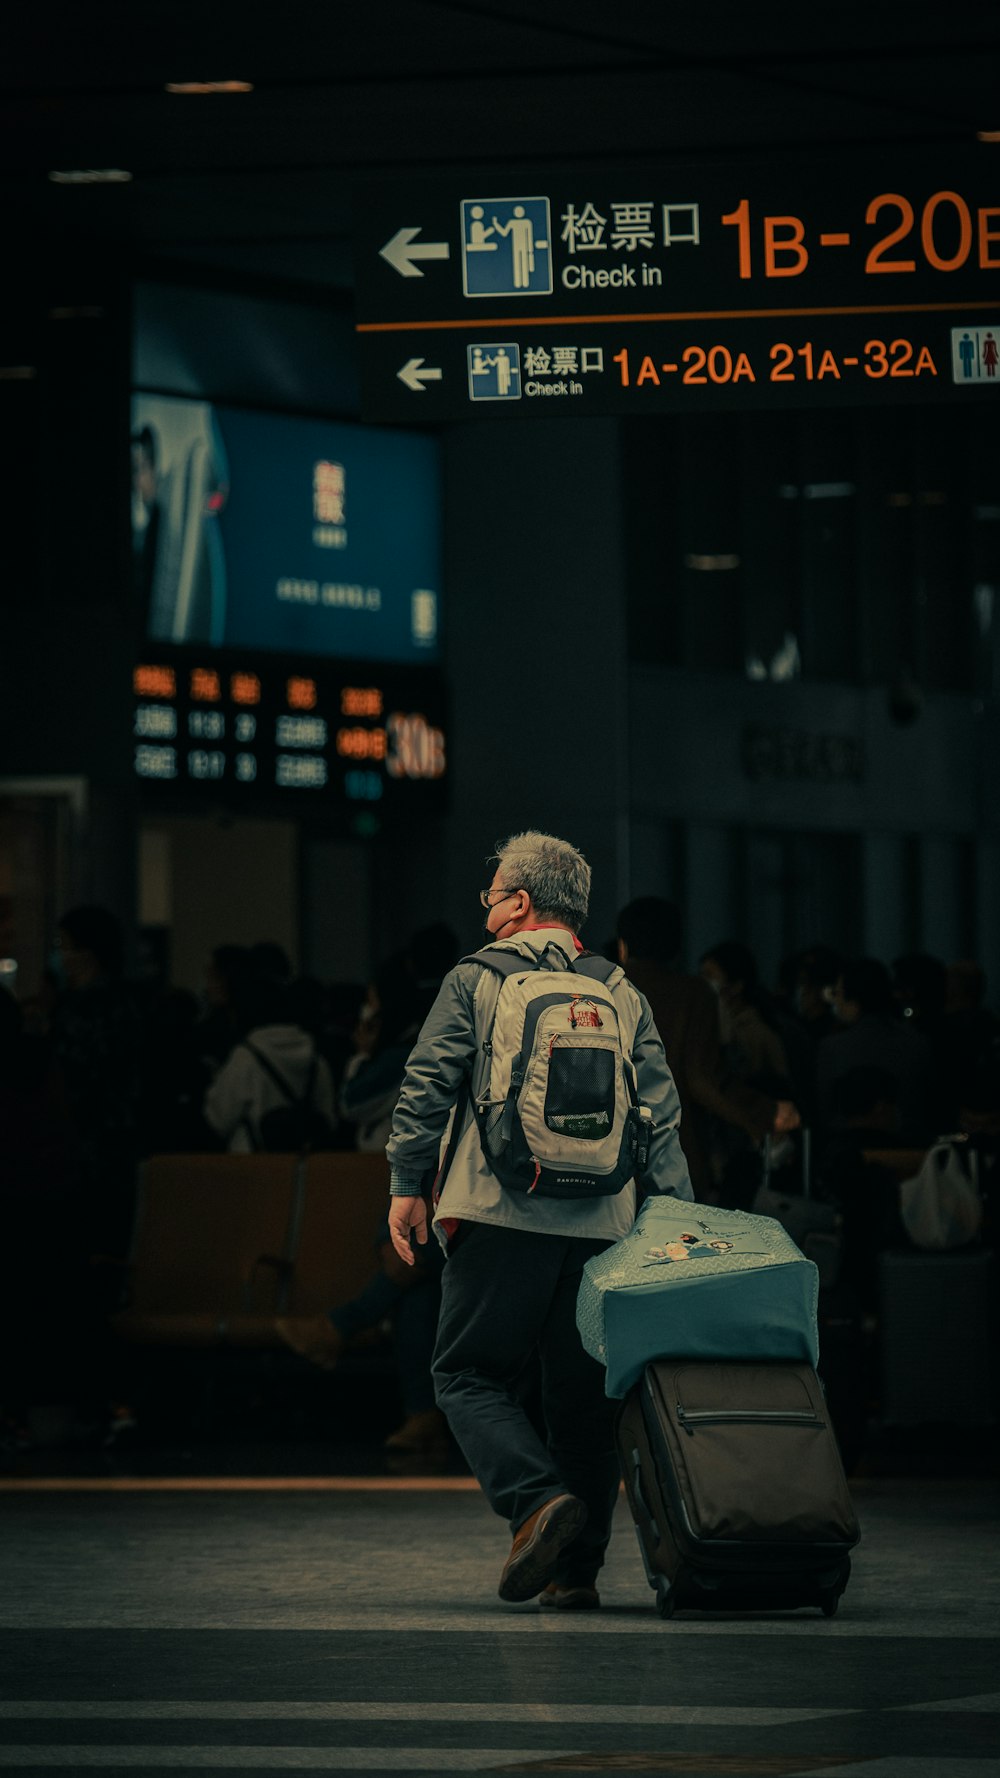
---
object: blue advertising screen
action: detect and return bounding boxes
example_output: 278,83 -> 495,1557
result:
132,394 -> 441,664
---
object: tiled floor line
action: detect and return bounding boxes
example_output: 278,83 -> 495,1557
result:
0,1751 -> 994,1773
0,1619 -> 966,1637
0,1704 -> 856,1724
0,1751 -> 573,1771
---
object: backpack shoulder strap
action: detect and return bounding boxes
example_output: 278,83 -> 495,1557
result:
461,945 -> 623,987
302,1052 -> 317,1109
458,949 -> 535,1101
243,1041 -> 301,1106
572,953 -> 625,990
459,946 -> 536,980
536,940 -> 573,972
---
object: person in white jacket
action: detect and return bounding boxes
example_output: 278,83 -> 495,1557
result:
203,975 -> 336,1152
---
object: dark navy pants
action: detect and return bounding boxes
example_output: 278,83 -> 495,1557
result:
431,1221 -> 619,1585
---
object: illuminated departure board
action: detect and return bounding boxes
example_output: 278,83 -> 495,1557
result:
133,650 -> 446,815
355,152 -> 1000,419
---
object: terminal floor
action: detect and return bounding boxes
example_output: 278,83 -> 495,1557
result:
0,1464 -> 997,1778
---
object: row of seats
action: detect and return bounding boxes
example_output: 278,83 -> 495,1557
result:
113,1152 -> 391,1348
111,1146 -> 938,1353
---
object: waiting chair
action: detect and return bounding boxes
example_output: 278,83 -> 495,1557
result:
112,1152 -> 300,1347
280,1150 -> 392,1315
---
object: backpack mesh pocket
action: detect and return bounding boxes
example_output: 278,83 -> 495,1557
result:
478,1097 -> 509,1164
544,1043 -> 616,1140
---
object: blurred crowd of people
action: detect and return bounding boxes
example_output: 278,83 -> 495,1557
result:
0,907 -> 459,1455
1,894 -> 998,1456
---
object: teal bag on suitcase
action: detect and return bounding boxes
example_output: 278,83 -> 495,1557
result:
577,1196 -> 820,1398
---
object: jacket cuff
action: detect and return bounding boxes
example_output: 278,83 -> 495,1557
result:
389,1170 -> 427,1197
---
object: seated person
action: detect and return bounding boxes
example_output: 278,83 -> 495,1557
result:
338,965 -> 423,1152
203,972 -> 336,1152
277,958 -> 448,1457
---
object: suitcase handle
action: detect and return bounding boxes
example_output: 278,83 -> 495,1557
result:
629,1447 -> 661,1543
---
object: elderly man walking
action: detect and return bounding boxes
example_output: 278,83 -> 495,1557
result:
387,831 -> 693,1609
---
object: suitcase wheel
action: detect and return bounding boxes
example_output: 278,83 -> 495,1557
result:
654,1578 -> 675,1620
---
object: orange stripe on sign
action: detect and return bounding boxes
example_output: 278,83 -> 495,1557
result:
820,234 -> 852,246
356,298 -> 1000,333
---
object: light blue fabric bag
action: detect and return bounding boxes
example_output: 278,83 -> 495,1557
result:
577,1196 -> 820,1399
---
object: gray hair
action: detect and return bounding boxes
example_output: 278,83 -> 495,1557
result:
491,831 -> 591,932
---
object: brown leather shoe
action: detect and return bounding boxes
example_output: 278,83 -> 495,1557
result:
274,1316 -> 345,1371
497,1493 -> 588,1603
539,1581 -> 600,1611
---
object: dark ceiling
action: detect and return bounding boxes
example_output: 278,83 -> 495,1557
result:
6,2 -> 1000,301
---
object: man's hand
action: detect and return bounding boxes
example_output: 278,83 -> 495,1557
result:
388,1195 -> 429,1265
772,1100 -> 801,1134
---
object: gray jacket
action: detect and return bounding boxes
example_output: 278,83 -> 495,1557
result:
386,927 -> 694,1246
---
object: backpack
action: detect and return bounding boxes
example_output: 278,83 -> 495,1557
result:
243,1042 -> 337,1154
462,941 -> 652,1199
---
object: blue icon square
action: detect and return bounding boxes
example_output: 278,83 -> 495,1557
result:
951,326 -> 1000,384
461,198 -> 552,298
467,343 -> 522,401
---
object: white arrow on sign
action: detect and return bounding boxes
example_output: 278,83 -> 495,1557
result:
380,226 -> 451,278
398,358 -> 443,393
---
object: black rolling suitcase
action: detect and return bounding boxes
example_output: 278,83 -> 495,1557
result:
617,1357 -> 860,1619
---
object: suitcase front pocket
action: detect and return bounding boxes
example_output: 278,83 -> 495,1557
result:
647,1363 -> 858,1548
676,1407 -> 823,1433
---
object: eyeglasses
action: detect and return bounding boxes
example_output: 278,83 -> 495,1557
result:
479,885 -> 523,909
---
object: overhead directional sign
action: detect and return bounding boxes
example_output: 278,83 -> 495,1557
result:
379,227 -> 451,279
397,356 -> 442,392
354,153 -> 1000,421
